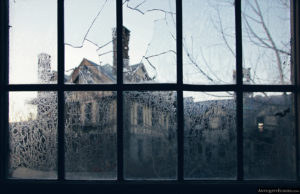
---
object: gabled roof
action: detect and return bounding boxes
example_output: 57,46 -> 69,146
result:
68,58 -> 152,84
124,62 -> 152,82
86,59 -> 116,81
68,58 -> 116,84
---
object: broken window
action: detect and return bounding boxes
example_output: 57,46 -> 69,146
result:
123,0 -> 176,83
65,0 -> 116,84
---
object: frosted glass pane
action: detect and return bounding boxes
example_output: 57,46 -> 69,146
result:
9,92 -> 57,179
184,92 -> 236,179
124,91 -> 177,179
65,91 -> 117,180
244,92 -> 296,180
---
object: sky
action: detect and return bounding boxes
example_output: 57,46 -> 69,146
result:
8,0 -> 291,121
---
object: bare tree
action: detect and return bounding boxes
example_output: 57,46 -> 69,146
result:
242,0 -> 291,84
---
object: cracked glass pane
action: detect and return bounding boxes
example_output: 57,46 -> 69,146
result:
123,0 -> 176,83
184,92 -> 236,179
244,92 -> 296,180
9,0 -> 57,84
65,91 -> 117,180
9,92 -> 58,179
124,91 -> 177,179
242,0 -> 292,85
65,0 -> 116,84
183,0 -> 235,84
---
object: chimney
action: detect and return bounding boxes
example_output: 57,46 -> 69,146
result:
38,53 -> 51,83
113,26 -> 130,72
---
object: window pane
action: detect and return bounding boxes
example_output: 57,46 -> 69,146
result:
123,0 -> 176,83
9,0 -> 57,84
124,91 -> 177,179
9,92 -> 57,179
183,0 -> 235,84
244,92 -> 296,180
242,0 -> 292,85
65,0 -> 116,84
65,91 -> 117,180
184,92 -> 236,179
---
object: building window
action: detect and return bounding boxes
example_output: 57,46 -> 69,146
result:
1,0 -> 300,192
84,103 -> 92,125
151,109 -> 159,127
137,105 -> 143,126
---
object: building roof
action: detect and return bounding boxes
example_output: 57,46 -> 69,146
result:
85,59 -> 116,81
68,58 -> 152,84
68,58 -> 115,84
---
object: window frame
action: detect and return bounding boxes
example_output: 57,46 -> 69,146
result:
0,0 -> 300,193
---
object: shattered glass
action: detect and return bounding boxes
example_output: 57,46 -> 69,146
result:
244,92 -> 296,180
9,92 -> 58,179
123,0 -> 176,83
65,91 -> 117,180
183,0 -> 235,84
65,0 -> 116,84
124,91 -> 177,179
184,92 -> 236,179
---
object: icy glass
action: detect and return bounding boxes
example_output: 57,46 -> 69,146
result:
9,0 -> 57,84
124,91 -> 177,179
65,0 -> 116,84
123,0 -> 176,83
183,0 -> 235,84
184,92 -> 236,179
9,92 -> 57,179
244,92 -> 296,180
242,0 -> 292,84
65,91 -> 117,180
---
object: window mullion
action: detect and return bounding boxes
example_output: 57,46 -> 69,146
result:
235,0 -> 243,181
57,0 -> 65,181
176,0 -> 183,181
0,0 -> 9,182
116,0 -> 124,181
292,0 -> 300,181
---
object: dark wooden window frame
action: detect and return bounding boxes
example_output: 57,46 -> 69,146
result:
0,0 -> 300,193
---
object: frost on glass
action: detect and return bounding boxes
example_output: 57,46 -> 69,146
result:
9,0 -> 57,84
9,92 -> 57,179
65,0 -> 116,84
65,91 -> 117,180
242,0 -> 292,85
124,91 -> 177,179
123,0 -> 176,83
183,0 -> 235,84
244,92 -> 296,180
184,92 -> 236,179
